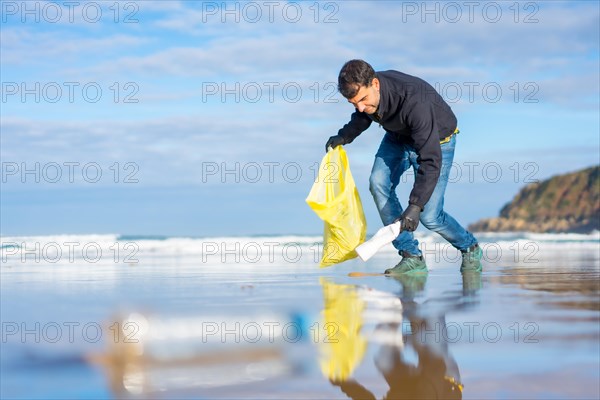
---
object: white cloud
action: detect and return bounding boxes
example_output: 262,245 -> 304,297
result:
2,1 -> 598,186
1,28 -> 149,68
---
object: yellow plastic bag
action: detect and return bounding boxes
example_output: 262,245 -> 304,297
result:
306,146 -> 367,267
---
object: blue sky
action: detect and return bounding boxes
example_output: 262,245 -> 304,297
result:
1,0 -> 599,236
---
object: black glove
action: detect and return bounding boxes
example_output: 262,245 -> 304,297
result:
399,204 -> 421,232
325,135 -> 346,153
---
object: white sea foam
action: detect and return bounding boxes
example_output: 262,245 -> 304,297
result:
1,232 -> 598,266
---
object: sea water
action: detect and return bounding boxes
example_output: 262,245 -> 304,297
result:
1,232 -> 599,399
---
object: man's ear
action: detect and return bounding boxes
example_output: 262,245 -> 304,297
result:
371,78 -> 380,91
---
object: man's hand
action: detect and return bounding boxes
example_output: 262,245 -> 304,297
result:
398,204 -> 421,232
325,135 -> 346,152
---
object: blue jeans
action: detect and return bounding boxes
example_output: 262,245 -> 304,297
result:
369,133 -> 477,256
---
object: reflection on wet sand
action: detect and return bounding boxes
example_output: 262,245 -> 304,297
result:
322,273 -> 482,400
97,313 -> 304,396
319,278 -> 368,382
491,265 -> 600,311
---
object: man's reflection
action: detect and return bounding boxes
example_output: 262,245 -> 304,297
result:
326,272 -> 482,400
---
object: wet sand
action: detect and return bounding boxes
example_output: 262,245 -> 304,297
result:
1,237 -> 599,399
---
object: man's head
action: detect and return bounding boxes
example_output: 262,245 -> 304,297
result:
338,59 -> 380,115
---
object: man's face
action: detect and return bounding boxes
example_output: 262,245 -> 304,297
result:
347,78 -> 380,115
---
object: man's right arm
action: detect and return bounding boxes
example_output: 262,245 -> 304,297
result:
326,111 -> 372,152
337,111 -> 373,144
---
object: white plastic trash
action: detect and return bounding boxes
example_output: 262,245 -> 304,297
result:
355,221 -> 401,261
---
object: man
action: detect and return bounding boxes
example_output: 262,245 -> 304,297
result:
326,59 -> 482,275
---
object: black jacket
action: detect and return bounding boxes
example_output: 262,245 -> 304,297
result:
338,70 -> 457,209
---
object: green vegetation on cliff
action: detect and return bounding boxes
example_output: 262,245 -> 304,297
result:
469,166 -> 600,233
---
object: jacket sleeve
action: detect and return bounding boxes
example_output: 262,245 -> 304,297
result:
337,111 -> 372,144
405,102 -> 442,209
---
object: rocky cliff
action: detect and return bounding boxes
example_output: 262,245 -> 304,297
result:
468,166 -> 600,233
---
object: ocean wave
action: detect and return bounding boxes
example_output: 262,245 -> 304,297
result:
1,232 -> 597,261
0,233 -> 121,245
2,231 -> 598,247
476,231 -> 600,243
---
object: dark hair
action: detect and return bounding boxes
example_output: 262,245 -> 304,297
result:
338,59 -> 376,99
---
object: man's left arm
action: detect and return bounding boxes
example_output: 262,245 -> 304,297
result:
406,102 -> 442,210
